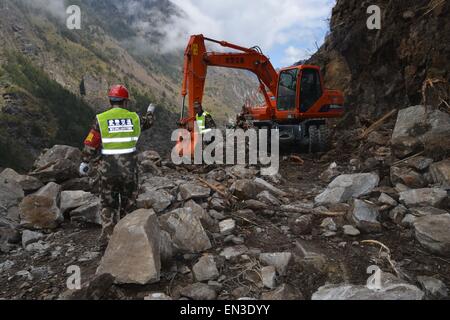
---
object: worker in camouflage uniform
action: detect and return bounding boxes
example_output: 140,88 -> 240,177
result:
236,105 -> 251,130
79,85 -> 155,248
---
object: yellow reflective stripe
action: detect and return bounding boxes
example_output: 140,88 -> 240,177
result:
102,148 -> 136,155
102,137 -> 139,143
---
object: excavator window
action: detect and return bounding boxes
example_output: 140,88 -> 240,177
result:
277,69 -> 298,111
300,68 -> 323,112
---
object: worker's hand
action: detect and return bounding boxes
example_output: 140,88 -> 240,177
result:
79,162 -> 90,176
147,103 -> 156,114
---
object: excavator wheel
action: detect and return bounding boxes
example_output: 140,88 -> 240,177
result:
318,125 -> 331,152
308,126 -> 319,154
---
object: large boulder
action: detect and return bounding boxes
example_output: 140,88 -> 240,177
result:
315,173 -> 380,205
60,191 -> 97,214
70,201 -> 101,225
0,176 -> 24,225
413,214 -> 450,257
421,109 -> 450,157
391,106 -> 450,158
59,190 -> 101,225
391,105 -> 428,158
160,208 -> 212,253
30,145 -> 82,183
19,183 -> 62,230
312,272 -> 424,300
351,199 -> 382,233
97,209 -> 161,285
0,168 -> 43,192
429,160 -> 450,187
399,188 -> 447,208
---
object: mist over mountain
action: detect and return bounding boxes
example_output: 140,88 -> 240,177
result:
0,0 -> 257,170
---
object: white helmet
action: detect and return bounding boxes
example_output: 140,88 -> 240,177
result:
147,103 -> 156,113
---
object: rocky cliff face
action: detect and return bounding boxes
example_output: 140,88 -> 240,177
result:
309,0 -> 449,121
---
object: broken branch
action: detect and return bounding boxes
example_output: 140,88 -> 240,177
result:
359,109 -> 397,140
362,240 -> 402,279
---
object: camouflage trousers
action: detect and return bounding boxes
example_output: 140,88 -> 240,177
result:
98,153 -> 139,244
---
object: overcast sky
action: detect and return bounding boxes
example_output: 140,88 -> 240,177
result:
169,0 -> 336,68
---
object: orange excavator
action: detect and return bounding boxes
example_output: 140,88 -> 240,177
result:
178,34 -> 345,153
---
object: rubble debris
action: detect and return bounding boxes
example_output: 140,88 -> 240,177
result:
259,252 -> 292,276
161,208 -> 212,253
343,225 -> 361,237
178,182 -> 211,201
179,283 -> 217,300
192,255 -> 219,282
0,168 -> 43,192
351,199 -> 381,233
417,276 -> 448,299
413,214 -> 450,257
261,266 -> 277,289
429,160 -> 450,187
315,173 -> 380,205
30,145 -> 82,183
312,272 -> 424,300
261,284 -> 304,300
399,188 -> 447,208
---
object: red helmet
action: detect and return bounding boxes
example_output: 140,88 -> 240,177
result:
108,85 -> 129,100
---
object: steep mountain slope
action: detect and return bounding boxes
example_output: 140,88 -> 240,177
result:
308,0 -> 449,123
0,0 -> 257,170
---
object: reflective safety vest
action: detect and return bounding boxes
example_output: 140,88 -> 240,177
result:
196,111 -> 212,134
97,108 -> 141,155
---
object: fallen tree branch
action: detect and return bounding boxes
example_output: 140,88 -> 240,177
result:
313,211 -> 346,217
359,109 -> 398,140
362,240 -> 402,279
198,177 -> 238,201
31,160 -> 58,174
230,213 -> 261,227
392,151 -> 425,166
290,155 -> 305,165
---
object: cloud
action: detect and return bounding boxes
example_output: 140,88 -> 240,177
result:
282,46 -> 310,66
165,0 -> 335,59
21,0 -> 335,65
117,0 -> 335,61
20,0 -> 67,21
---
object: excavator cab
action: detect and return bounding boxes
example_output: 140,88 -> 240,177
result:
270,65 -> 345,152
275,65 -> 344,119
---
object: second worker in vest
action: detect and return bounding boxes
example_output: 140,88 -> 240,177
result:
79,85 -> 155,248
194,101 -> 216,135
